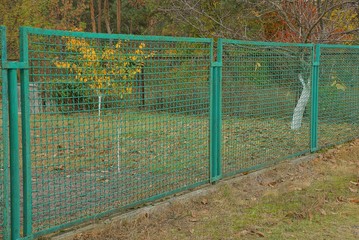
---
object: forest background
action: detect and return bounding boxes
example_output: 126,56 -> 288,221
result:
1,0 -> 359,60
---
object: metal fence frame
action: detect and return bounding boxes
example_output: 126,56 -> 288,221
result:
219,39 -> 316,178
0,26 -> 358,240
0,25 -> 10,240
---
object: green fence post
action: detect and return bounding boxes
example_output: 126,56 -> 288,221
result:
1,26 -> 10,240
8,65 -> 20,240
210,39 -> 222,183
310,45 -> 320,152
20,27 -> 32,237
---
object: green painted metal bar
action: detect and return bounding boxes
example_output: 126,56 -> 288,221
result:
21,26 -> 213,43
20,27 -> 33,237
210,39 -> 222,183
1,25 -> 10,240
316,43 -> 359,49
2,61 -> 28,69
310,45 -> 320,152
221,38 -> 314,48
8,67 -> 20,240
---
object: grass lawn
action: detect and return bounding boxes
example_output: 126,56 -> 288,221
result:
0,108 -> 358,234
25,109 -> 358,174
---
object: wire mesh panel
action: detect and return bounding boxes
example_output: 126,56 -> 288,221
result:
23,27 -> 212,235
221,40 -> 313,177
318,45 -> 359,148
0,26 -> 9,240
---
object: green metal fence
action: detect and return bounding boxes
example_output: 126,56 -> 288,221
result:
0,26 -> 9,240
23,27 -> 212,238
317,45 -> 359,148
221,40 -> 314,177
0,26 -> 359,240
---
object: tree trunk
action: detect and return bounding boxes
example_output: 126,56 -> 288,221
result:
97,0 -> 102,33
116,0 -> 121,33
291,74 -> 311,130
104,0 -> 111,33
98,95 -> 102,121
90,0 -> 96,32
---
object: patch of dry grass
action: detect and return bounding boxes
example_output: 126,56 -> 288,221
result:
65,139 -> 359,240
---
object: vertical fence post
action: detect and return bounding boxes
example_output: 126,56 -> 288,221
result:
7,65 -> 21,240
210,39 -> 222,183
311,45 -> 320,152
1,26 -> 10,240
20,27 -> 32,237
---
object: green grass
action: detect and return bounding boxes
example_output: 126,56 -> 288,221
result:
29,110 -> 209,173
1,106 -> 358,237
228,175 -> 359,239
1,108 -> 354,174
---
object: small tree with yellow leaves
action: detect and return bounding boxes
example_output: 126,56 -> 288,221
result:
54,37 -> 152,118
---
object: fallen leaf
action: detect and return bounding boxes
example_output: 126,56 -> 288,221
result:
350,181 -> 359,186
308,211 -> 313,221
319,209 -> 327,215
348,198 -> 359,204
54,165 -> 64,171
255,231 -> 265,237
249,230 -> 265,237
349,187 -> 358,193
201,199 -> 208,205
96,178 -> 108,182
236,230 -> 250,236
189,218 -> 198,222
268,181 -> 277,187
189,229 -> 195,234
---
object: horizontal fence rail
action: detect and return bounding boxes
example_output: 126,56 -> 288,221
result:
0,26 -> 358,240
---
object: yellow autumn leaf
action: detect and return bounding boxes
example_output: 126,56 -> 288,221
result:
255,62 -> 261,71
55,37 -> 151,97
335,83 -> 346,91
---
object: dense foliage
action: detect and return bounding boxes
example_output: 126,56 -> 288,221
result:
1,0 -> 358,59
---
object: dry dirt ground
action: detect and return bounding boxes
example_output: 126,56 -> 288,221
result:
52,139 -> 359,240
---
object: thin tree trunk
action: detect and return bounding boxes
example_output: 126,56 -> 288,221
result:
117,128 -> 121,173
291,74 -> 311,130
98,95 -> 102,121
104,0 -> 111,33
90,0 -> 97,32
117,0 -> 121,33
97,0 -> 102,33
